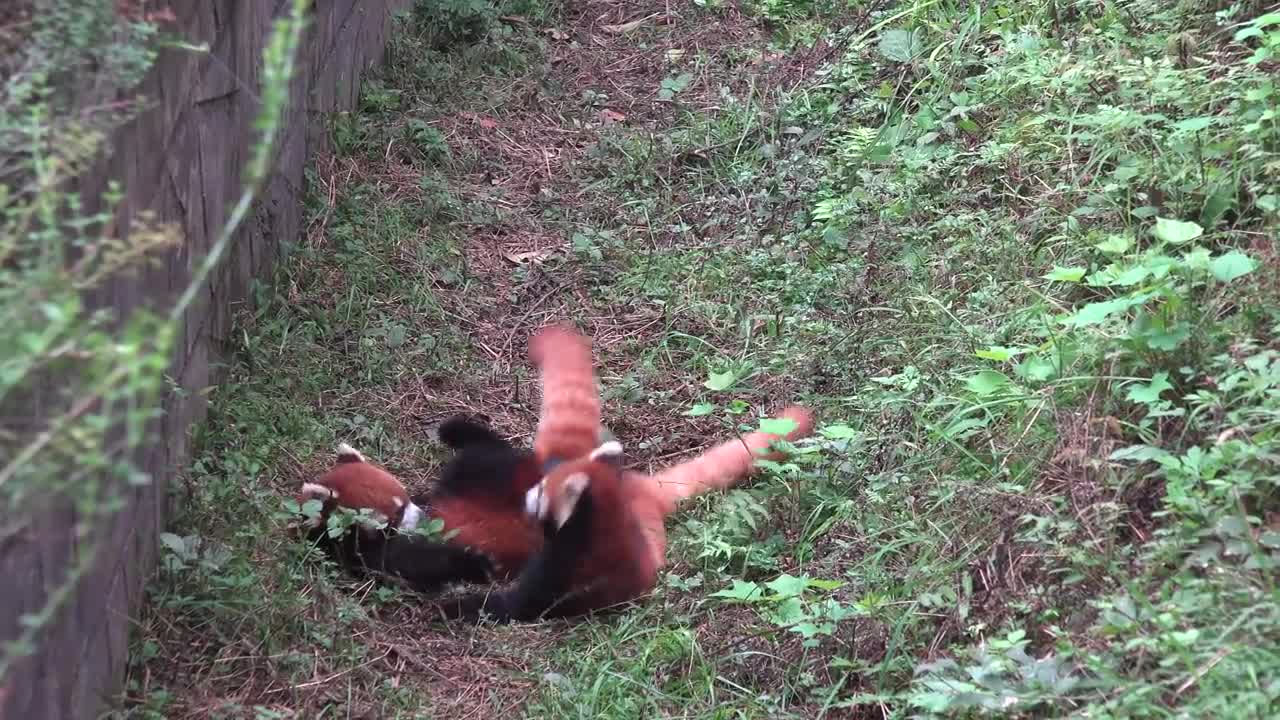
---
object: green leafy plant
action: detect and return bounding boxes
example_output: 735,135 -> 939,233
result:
908,629 -> 1083,716
711,573 -> 859,642
657,72 -> 694,101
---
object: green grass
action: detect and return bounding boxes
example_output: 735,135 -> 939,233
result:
123,0 -> 1280,717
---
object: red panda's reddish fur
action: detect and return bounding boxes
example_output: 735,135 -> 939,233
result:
297,445 -> 412,529
440,403 -> 816,621
429,460 -> 544,578
529,323 -> 602,465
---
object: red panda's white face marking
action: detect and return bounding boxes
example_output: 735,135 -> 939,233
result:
298,482 -> 337,529
550,472 -> 589,529
524,441 -> 624,529
524,471 -> 589,530
300,482 -> 337,500
400,501 -> 425,531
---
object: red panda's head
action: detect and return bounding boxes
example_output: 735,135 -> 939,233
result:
523,440 -> 625,531
296,443 -> 424,534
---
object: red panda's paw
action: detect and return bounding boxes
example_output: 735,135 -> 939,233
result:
774,406 -> 816,441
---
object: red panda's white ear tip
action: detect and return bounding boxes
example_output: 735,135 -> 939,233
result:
335,442 -> 366,464
589,440 -> 623,463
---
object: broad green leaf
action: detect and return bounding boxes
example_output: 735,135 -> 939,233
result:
1234,13 -> 1280,42
758,416 -> 798,436
704,369 -> 737,391
819,424 -> 859,439
1209,251 -> 1258,283
1200,183 -> 1236,228
1134,319 -> 1191,351
1126,372 -> 1173,405
1152,217 -> 1203,245
965,369 -> 1012,396
1016,355 -> 1059,382
159,533 -> 186,555
878,28 -> 922,62
940,417 -> 988,439
1173,116 -> 1215,132
1110,444 -> 1175,464
806,578 -> 845,591
1130,310 -> 1188,352
1215,516 -> 1249,537
975,346 -> 1028,362
1060,294 -> 1148,328
1109,264 -> 1153,286
1182,247 -> 1212,272
684,402 -> 716,416
710,579 -> 764,602
770,597 -> 808,624
1144,254 -> 1181,280
792,622 -> 829,639
765,573 -> 811,599
1094,234 -> 1133,254
1043,266 -> 1087,282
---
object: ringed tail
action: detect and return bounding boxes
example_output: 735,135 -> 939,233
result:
648,406 -> 815,505
528,323 -> 602,464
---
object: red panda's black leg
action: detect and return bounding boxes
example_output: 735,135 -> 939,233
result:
437,495 -> 594,623
372,534 -> 494,592
309,527 -> 493,594
435,415 -> 538,506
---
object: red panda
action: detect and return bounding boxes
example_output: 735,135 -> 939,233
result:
295,419 -> 544,591
437,405 -> 816,622
295,441 -> 494,593
296,443 -> 422,534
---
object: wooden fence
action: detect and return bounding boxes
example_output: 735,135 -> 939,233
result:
0,1 -> 411,717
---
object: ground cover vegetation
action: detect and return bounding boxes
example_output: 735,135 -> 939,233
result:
123,0 -> 1279,717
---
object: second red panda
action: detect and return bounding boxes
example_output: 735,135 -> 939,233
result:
295,417 -> 546,591
438,405 -> 816,622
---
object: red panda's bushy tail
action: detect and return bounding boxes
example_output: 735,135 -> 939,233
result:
647,406 -> 815,506
528,324 -> 602,464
